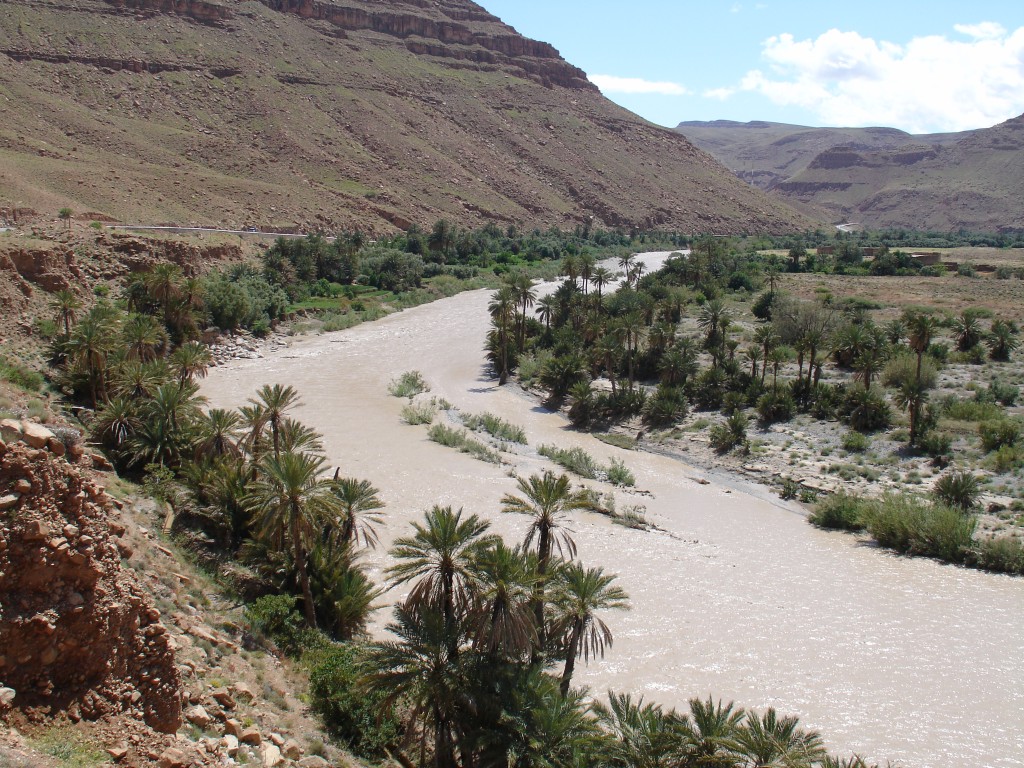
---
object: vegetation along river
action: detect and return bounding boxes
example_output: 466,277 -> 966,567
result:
202,253 -> 1024,768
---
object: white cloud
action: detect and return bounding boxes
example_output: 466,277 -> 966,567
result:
954,22 -> 1006,40
722,24 -> 1024,132
590,75 -> 691,96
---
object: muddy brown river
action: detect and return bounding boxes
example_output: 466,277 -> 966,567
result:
202,254 -> 1024,767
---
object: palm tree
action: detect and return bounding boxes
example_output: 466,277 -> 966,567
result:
109,359 -> 169,400
388,505 -> 496,634
67,312 -> 119,406
50,288 -> 83,337
753,326 -> 779,387
90,396 -> 139,453
130,380 -> 207,467
58,207 -> 73,231
698,300 -> 731,354
591,266 -> 613,299
594,692 -> 679,768
551,562 -> 629,695
250,383 -> 302,459
906,313 -> 939,383
331,475 -> 385,548
278,418 -> 324,455
952,312 -> 983,352
246,450 -> 340,627
536,294 -> 558,331
675,696 -> 745,767
501,471 -> 589,652
987,319 -> 1020,362
467,542 -> 538,658
195,408 -> 242,461
612,312 -> 646,389
364,607 -> 465,768
170,341 -> 212,387
145,262 -> 183,327
307,537 -> 381,641
488,287 -> 517,385
121,313 -> 168,362
578,253 -> 596,294
502,673 -> 603,768
617,253 -> 636,286
732,708 -> 825,767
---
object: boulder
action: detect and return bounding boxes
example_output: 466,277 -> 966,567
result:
230,681 -> 257,702
106,745 -> 129,762
262,744 -> 284,768
158,747 -> 188,768
282,738 -> 303,760
210,687 -> 236,709
185,704 -> 213,728
240,726 -> 262,745
21,421 -> 55,449
0,686 -> 16,709
0,419 -> 23,443
223,718 -> 243,737
221,734 -> 240,757
298,757 -> 331,768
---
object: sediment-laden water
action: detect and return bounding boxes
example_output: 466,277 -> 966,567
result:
202,254 -> 1024,768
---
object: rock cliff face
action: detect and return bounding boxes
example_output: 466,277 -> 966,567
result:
0,440 -> 182,733
0,0 -> 812,233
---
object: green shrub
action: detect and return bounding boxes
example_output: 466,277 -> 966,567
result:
243,595 -> 322,657
427,423 -> 501,464
461,412 -> 527,444
538,443 -> 599,479
305,643 -> 402,758
985,379 -> 1019,407
809,492 -> 868,531
932,470 -> 981,512
778,478 -> 800,500
838,387 -> 891,433
861,493 -> 976,563
756,389 -> 795,424
606,457 -> 635,487
0,357 -> 45,392
918,430 -> 953,463
388,370 -> 429,398
841,431 -> 870,453
400,401 -> 436,425
970,536 -> 1024,575
987,444 -> 1024,473
643,385 -> 689,427
940,397 -> 1002,422
979,419 -> 1021,452
709,412 -> 748,454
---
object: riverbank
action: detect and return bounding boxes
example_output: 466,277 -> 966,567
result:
201,274 -> 1024,768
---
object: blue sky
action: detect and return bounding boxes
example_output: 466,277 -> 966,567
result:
482,0 -> 1024,133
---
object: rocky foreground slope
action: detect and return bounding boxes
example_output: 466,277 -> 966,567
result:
0,0 -> 813,233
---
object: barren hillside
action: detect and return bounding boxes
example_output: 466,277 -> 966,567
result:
0,0 -> 814,234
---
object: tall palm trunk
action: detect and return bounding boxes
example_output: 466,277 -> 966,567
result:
532,526 -> 551,658
560,621 -> 583,696
292,513 -> 317,628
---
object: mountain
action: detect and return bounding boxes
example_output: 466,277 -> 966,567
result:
675,120 -> 962,191
676,117 -> 1024,232
0,0 -> 813,234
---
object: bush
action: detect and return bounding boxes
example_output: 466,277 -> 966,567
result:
461,412 -> 527,444
932,470 -> 981,512
809,492 -> 868,531
940,397 -> 1003,422
979,419 -> 1021,452
0,357 -> 45,391
400,401 -> 436,425
861,493 -> 976,563
388,370 -> 429,398
306,643 -> 402,758
986,379 -> 1019,407
538,443 -> 599,479
970,536 -> 1024,575
751,290 -> 775,320
841,431 -> 870,453
642,385 -> 688,427
918,430 -> 953,463
709,412 -> 748,454
756,389 -> 795,424
838,387 -> 891,433
606,457 -> 635,487
427,423 -> 501,464
244,595 -> 321,657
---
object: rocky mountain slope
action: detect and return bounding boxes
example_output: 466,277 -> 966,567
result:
0,0 -> 813,234
677,117 -> 1024,232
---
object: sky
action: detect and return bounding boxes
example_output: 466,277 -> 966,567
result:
481,0 -> 1024,134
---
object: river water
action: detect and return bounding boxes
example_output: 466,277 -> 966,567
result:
202,254 -> 1024,767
